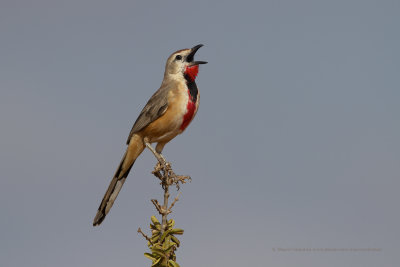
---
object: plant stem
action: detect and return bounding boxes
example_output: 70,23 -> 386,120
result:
161,184 -> 169,235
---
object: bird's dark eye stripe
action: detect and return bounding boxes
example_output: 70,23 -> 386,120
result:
175,55 -> 182,60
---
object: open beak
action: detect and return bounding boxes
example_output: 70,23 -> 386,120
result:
186,44 -> 208,65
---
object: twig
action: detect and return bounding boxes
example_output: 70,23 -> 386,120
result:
151,199 -> 164,215
168,192 -> 181,214
161,182 -> 169,233
137,227 -> 153,245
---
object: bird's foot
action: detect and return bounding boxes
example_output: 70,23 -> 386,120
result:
159,153 -> 167,165
144,139 -> 191,189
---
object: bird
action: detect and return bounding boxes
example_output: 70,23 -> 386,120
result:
93,44 -> 207,226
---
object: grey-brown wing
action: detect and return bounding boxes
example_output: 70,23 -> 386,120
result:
126,86 -> 170,144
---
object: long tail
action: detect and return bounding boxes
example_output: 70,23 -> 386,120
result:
93,134 -> 144,226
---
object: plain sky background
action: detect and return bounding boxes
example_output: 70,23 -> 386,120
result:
1,0 -> 399,266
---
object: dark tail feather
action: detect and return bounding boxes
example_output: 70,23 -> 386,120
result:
93,135 -> 144,226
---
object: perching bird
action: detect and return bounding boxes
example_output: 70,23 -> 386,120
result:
93,44 -> 207,226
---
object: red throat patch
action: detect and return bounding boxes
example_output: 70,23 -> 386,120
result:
184,65 -> 199,81
180,96 -> 196,131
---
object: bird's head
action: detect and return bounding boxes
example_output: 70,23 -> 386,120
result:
164,44 -> 207,81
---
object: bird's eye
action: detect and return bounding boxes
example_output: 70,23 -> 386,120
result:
175,55 -> 182,60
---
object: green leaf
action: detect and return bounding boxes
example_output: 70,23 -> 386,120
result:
151,216 -> 160,225
160,229 -> 172,242
150,223 -> 161,231
168,260 -> 180,267
170,228 -> 184,235
151,256 -> 161,267
163,244 -> 175,254
150,233 -> 160,243
152,243 -> 163,250
171,236 -> 180,247
144,253 -> 157,261
152,229 -> 160,236
151,247 -> 166,257
167,219 -> 175,228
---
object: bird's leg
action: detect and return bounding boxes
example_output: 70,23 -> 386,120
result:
158,153 -> 167,165
144,138 -> 167,168
155,142 -> 168,167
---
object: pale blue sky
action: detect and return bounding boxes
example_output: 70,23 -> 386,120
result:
1,1 -> 399,266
